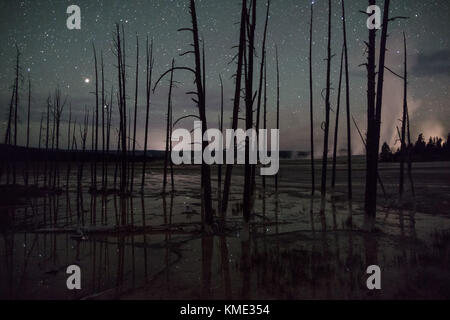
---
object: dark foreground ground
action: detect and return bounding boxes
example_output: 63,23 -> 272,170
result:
0,158 -> 449,299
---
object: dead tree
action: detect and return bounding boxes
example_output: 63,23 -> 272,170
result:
35,111 -> 44,185
406,95 -> 415,196
331,46 -> 344,190
262,57 -> 267,190
44,95 -> 51,187
320,0 -> 332,214
101,51 -> 106,191
130,35 -> 139,194
342,0 -> 353,200
252,0 -> 271,195
217,75 -> 224,214
243,0 -> 257,223
66,104 -> 72,191
105,87 -> 113,188
221,0 -> 246,225
4,82 -> 15,145
53,88 -> 66,189
25,77 -> 31,185
78,109 -> 89,193
275,45 -> 280,192
163,60 -> 175,194
13,45 -> 20,185
114,24 -> 128,195
153,0 -> 214,229
2,82 -> 15,185
309,3 -> 315,195
142,37 -> 154,192
93,43 -> 99,191
365,0 -> 392,230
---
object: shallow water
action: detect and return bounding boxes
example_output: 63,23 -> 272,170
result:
1,159 -> 450,299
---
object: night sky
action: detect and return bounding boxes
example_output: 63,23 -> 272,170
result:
0,0 -> 449,153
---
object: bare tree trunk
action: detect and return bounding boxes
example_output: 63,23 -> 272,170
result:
252,0 -> 270,195
163,60 -> 175,194
130,35 -> 139,194
243,0 -> 257,223
341,0 -> 353,201
115,24 -> 128,196
66,105 -> 72,192
221,0 -> 246,225
217,75 -> 224,214
189,0 -> 214,228
36,111 -> 44,185
13,45 -> 20,185
262,57 -> 267,190
2,82 -> 15,185
365,0 -> 391,230
101,51 -> 106,191
309,4 -> 315,195
406,98 -> 415,196
320,0 -> 332,216
331,46 -> 344,190
44,96 -> 50,187
142,38 -> 154,193
399,32 -> 407,198
4,83 -> 15,145
93,43 -> 99,192
105,87 -> 113,189
25,77 -> 31,185
275,45 -> 280,193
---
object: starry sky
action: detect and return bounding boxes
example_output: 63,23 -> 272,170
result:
0,0 -> 449,153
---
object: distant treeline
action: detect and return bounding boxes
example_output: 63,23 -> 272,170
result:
0,144 -> 307,163
0,144 -> 165,163
380,133 -> 450,162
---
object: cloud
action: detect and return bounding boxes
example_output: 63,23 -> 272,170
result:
412,50 -> 450,77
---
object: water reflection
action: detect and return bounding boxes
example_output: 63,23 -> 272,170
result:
0,172 -> 448,300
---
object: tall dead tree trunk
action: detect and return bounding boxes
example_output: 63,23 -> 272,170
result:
217,75 -> 224,214
25,77 -> 31,185
13,45 -> 20,185
221,0 -> 246,225
331,46 -> 344,190
365,0 -> 392,230
320,0 -> 332,214
342,0 -> 353,200
105,87 -> 113,188
153,0 -> 214,227
262,57 -> 267,189
252,0 -> 270,195
101,51 -> 106,191
163,60 -> 175,194
142,37 -> 154,192
66,104 -> 72,191
93,43 -> 99,191
243,0 -> 257,224
365,0 -> 377,217
188,0 -> 214,228
275,45 -> 280,193
309,4 -> 315,195
44,96 -> 50,187
399,32 -> 407,198
115,24 -> 128,196
406,95 -> 415,196
130,35 -> 139,194
4,82 -> 15,145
